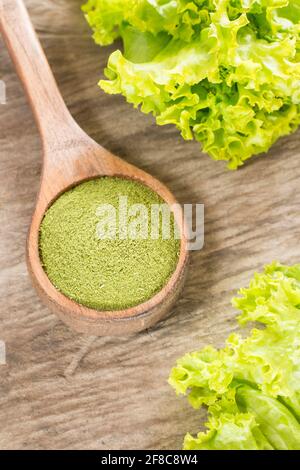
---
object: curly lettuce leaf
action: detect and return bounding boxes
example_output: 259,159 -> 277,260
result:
82,0 -> 215,44
184,411 -> 274,450
83,0 -> 300,169
169,262 -> 300,450
236,385 -> 300,450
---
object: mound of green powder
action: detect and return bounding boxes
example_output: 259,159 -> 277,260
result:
39,177 -> 180,311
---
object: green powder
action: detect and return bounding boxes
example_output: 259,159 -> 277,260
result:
39,177 -> 180,311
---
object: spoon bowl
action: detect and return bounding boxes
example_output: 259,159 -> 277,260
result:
0,0 -> 189,335
28,136 -> 189,335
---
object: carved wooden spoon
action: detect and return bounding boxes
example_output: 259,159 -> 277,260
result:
0,0 -> 189,335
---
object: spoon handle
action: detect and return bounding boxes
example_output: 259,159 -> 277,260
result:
0,0 -> 79,145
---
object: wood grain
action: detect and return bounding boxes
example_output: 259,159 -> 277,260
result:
1,0 -> 300,450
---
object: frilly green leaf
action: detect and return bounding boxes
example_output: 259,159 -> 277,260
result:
169,262 -> 300,449
83,0 -> 300,168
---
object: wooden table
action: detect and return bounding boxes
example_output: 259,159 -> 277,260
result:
1,0 -> 300,450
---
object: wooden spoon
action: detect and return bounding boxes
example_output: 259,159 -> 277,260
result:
0,0 -> 189,336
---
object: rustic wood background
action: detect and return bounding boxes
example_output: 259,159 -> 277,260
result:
1,0 -> 300,450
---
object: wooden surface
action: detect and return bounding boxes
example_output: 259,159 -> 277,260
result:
0,0 -> 300,450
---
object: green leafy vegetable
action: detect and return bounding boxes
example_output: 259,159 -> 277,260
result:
169,262 -> 300,450
82,0 -> 300,169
